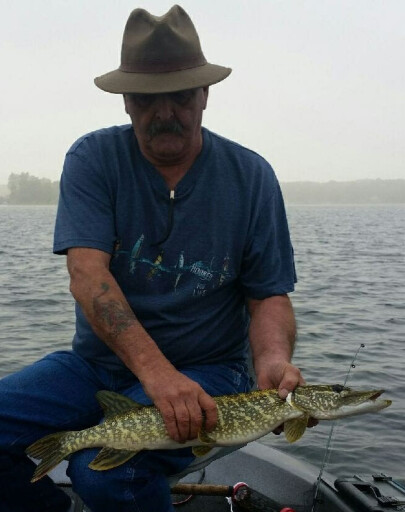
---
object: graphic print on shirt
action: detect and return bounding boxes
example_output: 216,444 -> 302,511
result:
174,251 -> 184,293
147,250 -> 164,281
129,234 -> 144,273
115,234 -> 232,296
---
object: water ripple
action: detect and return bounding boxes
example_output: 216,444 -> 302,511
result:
0,204 -> 404,477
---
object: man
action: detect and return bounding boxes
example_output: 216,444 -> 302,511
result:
0,5 -> 304,511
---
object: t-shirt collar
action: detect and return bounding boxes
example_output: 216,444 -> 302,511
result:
134,127 -> 212,199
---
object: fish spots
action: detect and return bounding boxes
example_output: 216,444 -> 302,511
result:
211,391 -> 294,442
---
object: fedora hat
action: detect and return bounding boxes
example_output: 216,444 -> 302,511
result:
94,5 -> 231,94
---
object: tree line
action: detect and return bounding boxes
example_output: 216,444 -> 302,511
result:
281,179 -> 405,204
1,173 -> 404,205
2,173 -> 59,205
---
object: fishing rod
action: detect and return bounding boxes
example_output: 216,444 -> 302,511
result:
171,480 -> 296,511
310,343 -> 365,512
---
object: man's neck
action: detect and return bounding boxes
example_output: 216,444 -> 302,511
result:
154,165 -> 189,191
139,131 -> 203,190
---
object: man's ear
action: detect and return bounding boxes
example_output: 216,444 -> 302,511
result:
202,87 -> 209,110
123,94 -> 129,114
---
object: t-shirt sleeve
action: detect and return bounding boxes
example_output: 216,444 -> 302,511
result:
240,170 -> 297,299
53,140 -> 116,255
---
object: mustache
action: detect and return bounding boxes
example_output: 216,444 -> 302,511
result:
146,119 -> 184,138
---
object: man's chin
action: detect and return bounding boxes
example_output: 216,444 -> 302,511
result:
149,132 -> 182,143
148,138 -> 185,160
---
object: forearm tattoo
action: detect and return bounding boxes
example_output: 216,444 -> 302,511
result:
93,282 -> 135,340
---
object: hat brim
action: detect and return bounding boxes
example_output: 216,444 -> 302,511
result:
94,63 -> 231,94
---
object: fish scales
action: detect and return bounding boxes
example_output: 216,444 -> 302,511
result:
94,409 -> 170,450
26,385 -> 392,482
211,391 -> 300,444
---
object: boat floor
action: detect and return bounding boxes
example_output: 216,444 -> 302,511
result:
172,494 -> 232,511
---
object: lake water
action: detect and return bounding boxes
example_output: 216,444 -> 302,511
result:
0,204 -> 404,478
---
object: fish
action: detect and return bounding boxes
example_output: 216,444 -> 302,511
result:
174,251 -> 184,292
26,384 -> 391,482
219,254 -> 230,286
147,250 -> 164,280
129,234 -> 144,273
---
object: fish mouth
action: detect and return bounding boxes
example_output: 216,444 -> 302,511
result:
347,389 -> 385,401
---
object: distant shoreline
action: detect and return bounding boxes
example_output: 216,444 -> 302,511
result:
281,179 -> 405,204
0,178 -> 404,205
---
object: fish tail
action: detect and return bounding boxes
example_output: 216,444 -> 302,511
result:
26,431 -> 72,482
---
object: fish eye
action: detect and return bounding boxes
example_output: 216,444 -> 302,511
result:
332,384 -> 345,393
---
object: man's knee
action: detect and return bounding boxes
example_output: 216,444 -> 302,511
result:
68,449 -> 176,511
68,448 -> 146,507
68,449 -> 108,505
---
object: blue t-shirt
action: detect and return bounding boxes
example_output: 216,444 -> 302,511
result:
54,125 -> 296,370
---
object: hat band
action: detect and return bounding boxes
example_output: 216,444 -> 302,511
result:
119,54 -> 207,74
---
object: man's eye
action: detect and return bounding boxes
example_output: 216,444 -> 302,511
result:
171,90 -> 194,105
130,94 -> 155,107
128,90 -> 195,108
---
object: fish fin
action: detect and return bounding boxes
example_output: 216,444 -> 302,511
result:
26,431 -> 71,482
192,446 -> 213,457
198,428 -> 216,444
88,447 -> 139,471
96,391 -> 144,418
284,414 -> 309,443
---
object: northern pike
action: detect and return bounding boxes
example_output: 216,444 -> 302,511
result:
26,384 -> 391,482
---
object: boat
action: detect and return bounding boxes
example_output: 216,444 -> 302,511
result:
50,441 -> 405,512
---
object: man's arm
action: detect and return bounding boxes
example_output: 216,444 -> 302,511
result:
247,294 -> 305,397
67,247 -> 217,442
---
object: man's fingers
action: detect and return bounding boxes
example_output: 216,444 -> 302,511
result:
278,363 -> 305,398
307,417 -> 318,428
158,398 -> 206,443
146,372 -> 217,442
174,402 -> 194,442
176,392 -> 217,441
199,393 -> 217,432
158,402 -> 180,442
186,401 -> 204,440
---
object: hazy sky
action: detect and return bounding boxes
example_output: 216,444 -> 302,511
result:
1,0 -> 404,184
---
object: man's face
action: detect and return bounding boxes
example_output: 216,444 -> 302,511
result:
124,87 -> 209,166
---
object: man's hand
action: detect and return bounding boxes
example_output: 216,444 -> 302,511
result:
255,358 -> 317,434
140,364 -> 218,443
255,359 -> 305,398
247,295 -> 316,434
247,295 -> 302,397
67,247 -> 217,443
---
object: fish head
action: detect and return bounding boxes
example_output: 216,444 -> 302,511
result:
291,384 -> 392,420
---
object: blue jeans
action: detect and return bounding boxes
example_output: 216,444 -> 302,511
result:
0,350 -> 251,511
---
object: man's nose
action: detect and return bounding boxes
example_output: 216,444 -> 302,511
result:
153,94 -> 175,121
